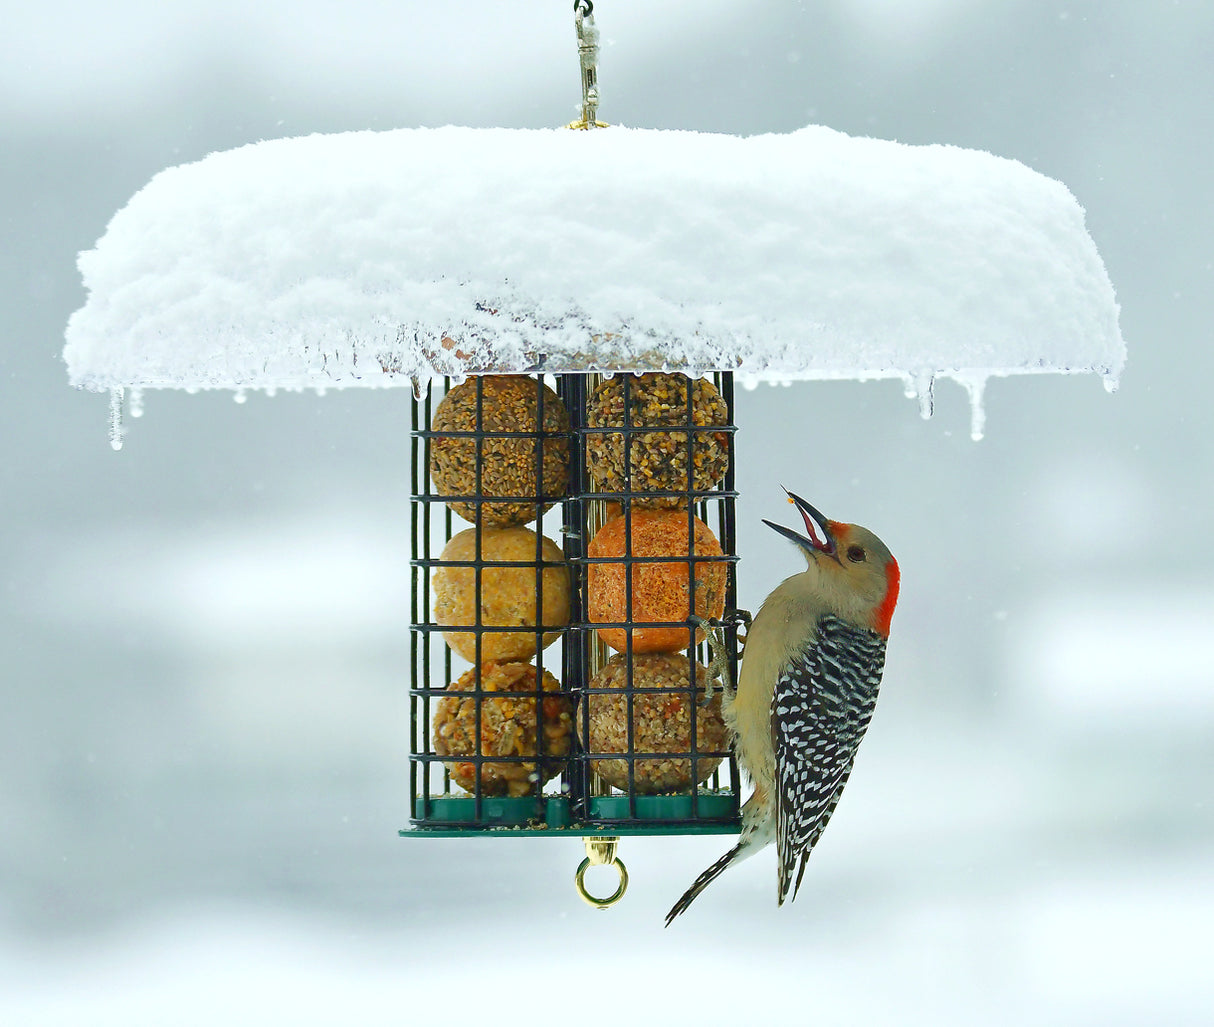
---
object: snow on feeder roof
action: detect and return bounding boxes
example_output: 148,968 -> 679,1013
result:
64,123 -> 1123,410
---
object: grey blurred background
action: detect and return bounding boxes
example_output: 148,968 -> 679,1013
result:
3,1 -> 1212,1023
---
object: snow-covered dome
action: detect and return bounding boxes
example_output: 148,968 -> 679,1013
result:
64,124 -> 1123,398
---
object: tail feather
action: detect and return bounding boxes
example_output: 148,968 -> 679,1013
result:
667,795 -> 775,924
664,842 -> 743,926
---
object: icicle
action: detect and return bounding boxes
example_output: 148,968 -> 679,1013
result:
410,377 -> 430,401
902,377 -> 917,400
914,371 -> 935,420
128,388 -> 144,419
1102,373 -> 1120,394
108,388 -> 124,451
958,375 -> 988,441
265,386 -> 278,398
233,389 -> 248,404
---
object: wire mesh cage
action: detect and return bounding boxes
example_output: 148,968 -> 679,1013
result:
406,369 -> 745,839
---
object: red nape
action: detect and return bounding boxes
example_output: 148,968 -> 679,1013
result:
873,558 -> 900,636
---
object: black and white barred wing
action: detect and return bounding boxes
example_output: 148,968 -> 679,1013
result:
773,615 -> 887,904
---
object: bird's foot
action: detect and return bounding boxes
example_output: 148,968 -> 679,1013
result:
691,612 -> 749,707
734,608 -> 753,645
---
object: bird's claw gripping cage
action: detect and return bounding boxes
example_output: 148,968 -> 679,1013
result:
404,368 -> 746,903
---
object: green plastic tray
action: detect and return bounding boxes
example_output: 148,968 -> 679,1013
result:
404,792 -> 741,837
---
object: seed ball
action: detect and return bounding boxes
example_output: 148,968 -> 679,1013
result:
587,507 -> 728,654
586,372 -> 730,506
430,375 -> 570,527
582,652 -> 728,793
433,662 -> 573,797
433,527 -> 570,663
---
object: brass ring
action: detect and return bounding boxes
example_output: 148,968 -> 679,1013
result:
574,855 -> 629,909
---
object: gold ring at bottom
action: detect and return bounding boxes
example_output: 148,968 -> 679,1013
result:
574,855 -> 629,909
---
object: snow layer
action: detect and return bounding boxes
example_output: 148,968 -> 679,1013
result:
64,125 -> 1123,394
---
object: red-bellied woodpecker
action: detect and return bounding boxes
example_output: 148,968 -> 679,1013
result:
666,490 -> 900,924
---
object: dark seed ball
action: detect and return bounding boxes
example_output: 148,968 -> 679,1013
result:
585,373 -> 730,506
582,652 -> 728,794
430,375 -> 570,526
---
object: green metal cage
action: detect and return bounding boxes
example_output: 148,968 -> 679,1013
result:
403,370 -> 745,873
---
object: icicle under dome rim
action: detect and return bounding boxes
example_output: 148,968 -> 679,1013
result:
63,123 -> 1125,440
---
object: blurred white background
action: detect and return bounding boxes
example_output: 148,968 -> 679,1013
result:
3,1 -> 1212,1023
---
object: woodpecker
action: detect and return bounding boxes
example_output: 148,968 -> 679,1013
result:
665,490 -> 899,924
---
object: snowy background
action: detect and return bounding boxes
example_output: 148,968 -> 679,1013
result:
3,1 -> 1212,1023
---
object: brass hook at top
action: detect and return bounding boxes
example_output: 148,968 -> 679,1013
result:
568,0 -> 608,129
574,836 -> 629,909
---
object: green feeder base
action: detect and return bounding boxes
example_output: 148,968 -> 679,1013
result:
403,792 -> 741,837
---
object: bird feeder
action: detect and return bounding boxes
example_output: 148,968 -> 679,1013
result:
410,365 -> 744,905
62,2 -> 1123,908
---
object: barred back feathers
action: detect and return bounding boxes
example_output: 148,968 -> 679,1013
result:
773,615 -> 886,903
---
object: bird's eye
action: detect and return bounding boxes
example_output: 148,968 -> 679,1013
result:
846,545 -> 866,563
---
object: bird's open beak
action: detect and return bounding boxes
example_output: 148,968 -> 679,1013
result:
763,489 -> 837,559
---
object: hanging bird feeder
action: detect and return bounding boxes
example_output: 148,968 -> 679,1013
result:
410,365 -> 744,907
62,2 -> 1124,909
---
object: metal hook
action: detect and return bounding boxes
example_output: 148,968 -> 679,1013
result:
574,836 -> 628,909
570,0 -> 603,130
